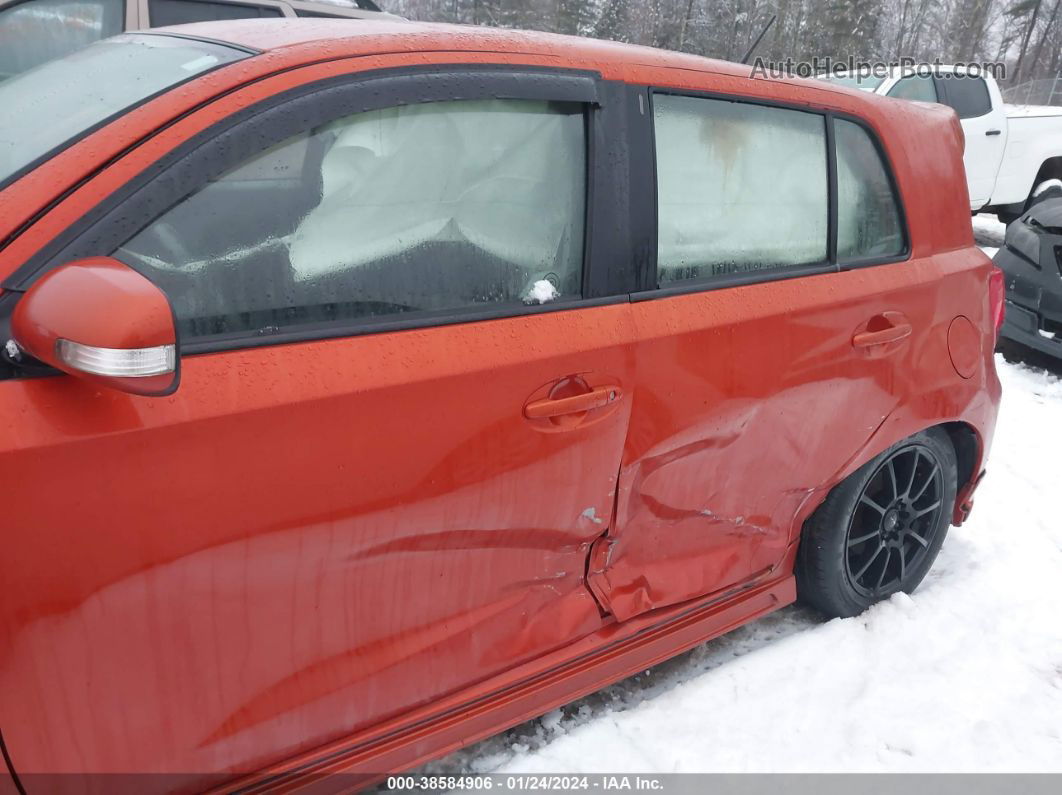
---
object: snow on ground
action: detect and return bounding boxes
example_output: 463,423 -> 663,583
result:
1033,179 -> 1062,198
416,356 -> 1061,776
973,212 -> 1005,258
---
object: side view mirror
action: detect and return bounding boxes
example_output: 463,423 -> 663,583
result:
10,257 -> 179,396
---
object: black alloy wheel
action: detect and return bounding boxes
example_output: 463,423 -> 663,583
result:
844,445 -> 945,598
796,428 -> 958,618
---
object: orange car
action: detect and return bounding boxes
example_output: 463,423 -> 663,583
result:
0,19 -> 1002,792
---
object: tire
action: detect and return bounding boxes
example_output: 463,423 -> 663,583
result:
796,428 -> 957,618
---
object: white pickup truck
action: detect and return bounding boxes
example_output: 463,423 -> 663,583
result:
823,66 -> 1062,222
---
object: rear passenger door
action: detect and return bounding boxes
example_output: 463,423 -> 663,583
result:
588,90 -> 917,620
0,68 -> 636,784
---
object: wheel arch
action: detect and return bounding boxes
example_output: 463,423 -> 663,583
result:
790,417 -> 985,548
858,419 -> 983,509
991,155 -> 1062,222
939,420 -> 980,500
1030,156 -> 1062,192
1019,156 -> 1062,212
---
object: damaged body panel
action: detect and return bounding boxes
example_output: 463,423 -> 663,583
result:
0,302 -> 636,777
588,252 -> 988,620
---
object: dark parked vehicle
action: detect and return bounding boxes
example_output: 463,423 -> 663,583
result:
996,195 -> 1062,358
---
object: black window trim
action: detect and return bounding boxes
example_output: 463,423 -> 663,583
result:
1,64 -> 640,361
630,86 -> 911,303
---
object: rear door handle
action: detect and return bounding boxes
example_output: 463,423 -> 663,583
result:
853,312 -> 913,348
985,129 -> 1002,136
524,385 -> 621,419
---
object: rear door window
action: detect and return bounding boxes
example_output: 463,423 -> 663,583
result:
941,74 -> 992,119
653,93 -> 828,284
835,119 -> 905,261
148,0 -> 283,26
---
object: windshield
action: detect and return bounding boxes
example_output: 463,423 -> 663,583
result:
821,73 -> 887,92
0,0 -> 125,80
0,33 -> 249,189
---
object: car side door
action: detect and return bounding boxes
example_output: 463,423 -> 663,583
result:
0,66 -> 637,786
587,88 -> 924,620
939,73 -> 1007,208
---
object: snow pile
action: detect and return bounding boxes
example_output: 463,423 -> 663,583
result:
1033,179 -> 1062,197
525,279 -> 560,304
973,213 -> 1006,258
437,357 -> 1062,774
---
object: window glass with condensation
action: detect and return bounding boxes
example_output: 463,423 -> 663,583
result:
835,119 -> 905,261
653,94 -> 828,284
114,99 -> 587,342
0,0 -> 123,79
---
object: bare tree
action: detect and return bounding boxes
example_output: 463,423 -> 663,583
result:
386,0 -> 1061,83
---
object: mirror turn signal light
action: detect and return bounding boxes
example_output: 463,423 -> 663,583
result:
55,339 -> 176,378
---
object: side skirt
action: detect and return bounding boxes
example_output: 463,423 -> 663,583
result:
222,572 -> 797,794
